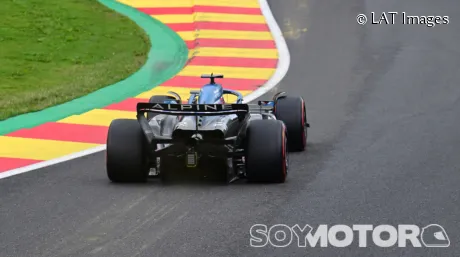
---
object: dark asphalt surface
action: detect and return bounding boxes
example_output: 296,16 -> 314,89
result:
1,0 -> 460,256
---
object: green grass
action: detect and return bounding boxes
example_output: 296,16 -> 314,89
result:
0,0 -> 149,121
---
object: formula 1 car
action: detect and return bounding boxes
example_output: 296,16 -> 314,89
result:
106,74 -> 309,183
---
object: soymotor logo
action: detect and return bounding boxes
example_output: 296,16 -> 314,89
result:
250,224 -> 450,248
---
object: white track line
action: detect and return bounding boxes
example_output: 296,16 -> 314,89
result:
0,0 -> 291,180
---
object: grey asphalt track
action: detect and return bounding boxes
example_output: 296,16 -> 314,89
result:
1,0 -> 460,256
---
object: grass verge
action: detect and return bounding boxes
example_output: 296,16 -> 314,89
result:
0,0 -> 149,121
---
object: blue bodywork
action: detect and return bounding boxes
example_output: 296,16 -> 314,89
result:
187,83 -> 243,105
259,101 -> 275,107
159,74 -> 245,130
163,99 -> 178,104
196,84 -> 223,104
163,74 -> 243,105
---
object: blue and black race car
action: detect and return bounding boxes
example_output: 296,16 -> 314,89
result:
106,74 -> 309,184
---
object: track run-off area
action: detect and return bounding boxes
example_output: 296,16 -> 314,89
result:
0,0 -> 280,175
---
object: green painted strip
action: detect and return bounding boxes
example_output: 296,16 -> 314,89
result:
0,0 -> 188,135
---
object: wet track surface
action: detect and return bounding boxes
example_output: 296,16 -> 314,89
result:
1,0 -> 460,256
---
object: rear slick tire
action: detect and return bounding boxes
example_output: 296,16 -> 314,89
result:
106,119 -> 149,183
274,96 -> 307,152
245,120 -> 288,183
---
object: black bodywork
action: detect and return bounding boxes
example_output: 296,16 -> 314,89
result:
136,98 -> 283,182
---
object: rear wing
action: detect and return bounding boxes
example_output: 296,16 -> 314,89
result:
136,102 -> 248,116
136,102 -> 249,144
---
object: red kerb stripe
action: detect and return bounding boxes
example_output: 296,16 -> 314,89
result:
168,22 -> 268,32
194,6 -> 262,14
185,39 -> 276,49
188,56 -> 277,68
138,6 -> 261,15
7,123 -> 109,144
104,98 -> 149,112
0,158 -> 41,172
162,76 -> 265,90
137,7 -> 193,15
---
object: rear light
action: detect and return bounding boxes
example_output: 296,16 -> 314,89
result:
186,151 -> 197,168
